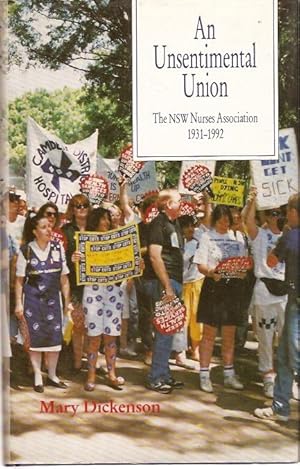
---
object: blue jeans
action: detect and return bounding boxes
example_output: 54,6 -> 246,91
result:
147,278 -> 183,384
272,298 -> 300,417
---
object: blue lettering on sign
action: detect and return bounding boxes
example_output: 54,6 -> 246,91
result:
263,166 -> 287,176
279,135 -> 289,150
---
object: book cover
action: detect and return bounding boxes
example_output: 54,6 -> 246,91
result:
1,0 -> 299,465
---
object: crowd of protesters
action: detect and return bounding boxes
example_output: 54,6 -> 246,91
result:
4,181 -> 300,422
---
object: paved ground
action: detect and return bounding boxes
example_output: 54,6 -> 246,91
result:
5,338 -> 300,465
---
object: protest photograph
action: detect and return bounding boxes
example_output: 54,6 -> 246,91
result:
1,0 -> 299,465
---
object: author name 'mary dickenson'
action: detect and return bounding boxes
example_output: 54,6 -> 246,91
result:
40,400 -> 161,417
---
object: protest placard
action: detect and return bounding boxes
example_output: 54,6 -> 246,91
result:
26,117 -> 98,211
178,160 -> 216,195
180,200 -> 196,218
211,176 -> 245,207
153,296 -> 186,335
250,128 -> 299,209
80,174 -> 109,206
75,223 -> 142,285
118,144 -> 145,182
97,156 -> 158,204
215,256 -> 253,278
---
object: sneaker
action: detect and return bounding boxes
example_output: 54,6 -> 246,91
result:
254,406 -> 288,422
224,375 -> 244,390
200,376 -> 213,393
263,381 -> 274,398
166,378 -> 184,389
145,381 -> 173,394
119,348 -> 138,358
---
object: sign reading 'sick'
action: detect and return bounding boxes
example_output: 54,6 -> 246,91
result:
118,144 -> 144,182
153,296 -> 186,335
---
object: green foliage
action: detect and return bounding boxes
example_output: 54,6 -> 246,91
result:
9,88 -> 89,175
155,161 -> 182,189
78,90 -> 131,158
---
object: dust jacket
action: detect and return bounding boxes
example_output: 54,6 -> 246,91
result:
1,0 -> 299,465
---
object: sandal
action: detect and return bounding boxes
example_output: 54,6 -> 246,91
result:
107,376 -> 125,390
84,382 -> 95,392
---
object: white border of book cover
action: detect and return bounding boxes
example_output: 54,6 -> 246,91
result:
1,0 -> 299,466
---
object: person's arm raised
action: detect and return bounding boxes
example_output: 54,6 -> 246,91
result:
242,186 -> 259,240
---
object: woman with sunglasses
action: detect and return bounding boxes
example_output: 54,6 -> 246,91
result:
242,187 -> 287,399
15,212 -> 71,392
62,194 -> 91,373
37,202 -> 66,248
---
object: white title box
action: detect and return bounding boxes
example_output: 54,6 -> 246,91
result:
132,0 -> 278,160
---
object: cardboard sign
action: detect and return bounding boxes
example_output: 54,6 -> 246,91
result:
75,223 -> 142,285
180,200 -> 196,218
97,157 -> 158,204
118,144 -> 144,182
250,128 -> 299,210
211,176 -> 245,207
143,203 -> 159,224
51,230 -> 64,244
215,256 -> 253,278
182,164 -> 214,196
153,296 -> 186,335
179,160 -> 216,195
80,174 -> 109,205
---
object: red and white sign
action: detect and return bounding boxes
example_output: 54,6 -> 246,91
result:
80,174 -> 109,205
180,200 -> 196,218
153,296 -> 186,335
143,203 -> 159,224
182,164 -> 213,195
215,256 -> 253,278
118,144 -> 144,182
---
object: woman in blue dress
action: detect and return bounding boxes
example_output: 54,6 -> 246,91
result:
15,212 -> 72,392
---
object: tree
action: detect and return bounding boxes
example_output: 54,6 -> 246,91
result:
9,88 -> 89,175
9,0 -> 131,115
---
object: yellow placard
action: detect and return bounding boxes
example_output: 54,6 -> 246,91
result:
75,223 -> 142,285
211,176 -> 245,207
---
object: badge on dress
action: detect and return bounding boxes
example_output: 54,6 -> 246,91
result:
52,250 -> 60,262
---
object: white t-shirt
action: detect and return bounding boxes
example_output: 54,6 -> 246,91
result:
7,215 -> 26,250
194,229 -> 247,270
183,238 -> 204,283
249,227 -> 287,305
194,224 -> 210,242
16,240 -> 69,277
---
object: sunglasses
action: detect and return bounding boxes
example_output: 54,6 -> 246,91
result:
9,194 -> 20,202
74,203 -> 89,209
45,211 -> 57,218
267,210 -> 281,217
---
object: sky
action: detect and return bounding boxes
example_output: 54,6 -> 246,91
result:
8,65 -> 84,101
